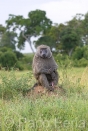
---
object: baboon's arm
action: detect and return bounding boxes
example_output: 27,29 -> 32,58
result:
52,70 -> 59,85
34,67 -> 51,74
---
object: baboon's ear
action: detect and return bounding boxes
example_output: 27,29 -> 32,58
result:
47,47 -> 52,58
35,47 -> 40,58
48,46 -> 51,49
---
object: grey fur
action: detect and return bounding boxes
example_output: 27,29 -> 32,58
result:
32,45 -> 59,91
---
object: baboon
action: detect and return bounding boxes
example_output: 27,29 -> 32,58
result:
32,45 -> 59,91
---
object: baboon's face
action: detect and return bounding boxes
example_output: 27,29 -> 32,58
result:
35,45 -> 52,59
40,48 -> 48,58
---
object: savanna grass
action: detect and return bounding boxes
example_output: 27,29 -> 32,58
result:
0,95 -> 88,131
0,69 -> 35,99
0,67 -> 88,131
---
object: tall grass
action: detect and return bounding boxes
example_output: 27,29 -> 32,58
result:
0,67 -> 88,131
0,70 -> 35,99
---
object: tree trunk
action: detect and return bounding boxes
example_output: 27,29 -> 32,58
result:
68,48 -> 73,56
22,31 -> 35,53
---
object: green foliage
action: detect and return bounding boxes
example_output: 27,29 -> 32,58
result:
0,31 -> 17,50
72,46 -> 88,65
1,10 -> 88,69
14,50 -> 24,59
28,10 -> 52,33
55,53 -> 72,68
61,27 -> 80,55
0,70 -> 33,99
34,36 -> 55,50
23,53 -> 34,63
83,50 -> 88,60
21,53 -> 33,70
0,47 -> 12,52
0,24 -> 6,33
72,46 -> 84,60
0,49 -> 34,70
6,10 -> 52,51
15,61 -> 24,70
73,58 -> 88,67
0,51 -> 17,68
0,51 -> 3,56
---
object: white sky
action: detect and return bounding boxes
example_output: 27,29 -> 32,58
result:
0,0 -> 88,53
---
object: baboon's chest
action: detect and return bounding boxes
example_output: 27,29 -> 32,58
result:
41,59 -> 52,68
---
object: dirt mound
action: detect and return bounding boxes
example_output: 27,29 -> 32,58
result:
26,85 -> 65,97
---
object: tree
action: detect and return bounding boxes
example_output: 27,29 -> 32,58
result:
60,27 -> 81,56
0,24 -> 17,50
0,31 -> 17,50
34,23 -> 65,52
47,23 -> 65,52
0,24 -> 6,42
34,36 -> 55,51
82,12 -> 88,45
0,51 -> 17,68
6,9 -> 52,52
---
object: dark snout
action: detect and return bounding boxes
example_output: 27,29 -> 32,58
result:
40,48 -> 47,58
42,53 -> 46,58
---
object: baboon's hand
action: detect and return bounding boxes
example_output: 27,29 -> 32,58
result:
40,68 -> 50,74
48,68 -> 56,74
48,68 -> 52,74
40,68 -> 54,74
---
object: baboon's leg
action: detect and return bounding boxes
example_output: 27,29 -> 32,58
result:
53,71 -> 59,86
39,74 -> 53,91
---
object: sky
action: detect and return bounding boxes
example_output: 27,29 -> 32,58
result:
0,0 -> 88,53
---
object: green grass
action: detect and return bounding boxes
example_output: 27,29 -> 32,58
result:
0,67 -> 88,131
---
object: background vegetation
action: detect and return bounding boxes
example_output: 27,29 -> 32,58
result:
0,10 -> 88,69
0,9 -> 88,131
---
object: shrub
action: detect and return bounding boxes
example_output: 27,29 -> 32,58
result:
0,51 -> 17,69
23,53 -> 34,64
55,53 -> 72,68
0,51 -> 3,56
14,51 -> 24,59
78,58 -> 88,67
0,70 -> 32,99
72,47 -> 84,60
20,54 -> 33,70
83,50 -> 88,60
73,58 -> 88,67
72,46 -> 88,60
15,61 -> 24,70
0,47 -> 12,52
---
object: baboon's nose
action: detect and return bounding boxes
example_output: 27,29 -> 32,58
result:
42,54 -> 46,58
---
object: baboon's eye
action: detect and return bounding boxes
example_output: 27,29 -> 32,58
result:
44,48 -> 47,53
45,49 -> 47,53
40,50 -> 42,54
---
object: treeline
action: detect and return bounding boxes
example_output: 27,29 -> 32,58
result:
0,9 -> 88,69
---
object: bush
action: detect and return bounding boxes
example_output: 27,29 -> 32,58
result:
15,61 -> 24,70
0,51 -> 3,56
55,53 -> 72,68
20,54 -> 33,70
23,53 -> 34,63
72,46 -> 88,60
0,47 -> 12,52
0,70 -> 32,99
0,51 -> 17,69
72,47 -> 84,60
73,58 -> 88,67
83,50 -> 88,60
14,51 -> 24,59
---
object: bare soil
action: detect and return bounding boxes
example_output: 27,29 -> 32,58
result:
26,85 -> 65,97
